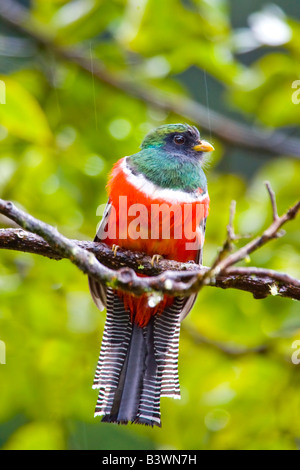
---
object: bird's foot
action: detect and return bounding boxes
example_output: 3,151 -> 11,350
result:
112,244 -> 120,257
150,254 -> 163,266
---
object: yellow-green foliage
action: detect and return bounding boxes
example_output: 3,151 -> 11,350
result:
0,0 -> 299,450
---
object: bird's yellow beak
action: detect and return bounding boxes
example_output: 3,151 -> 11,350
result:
193,140 -> 215,152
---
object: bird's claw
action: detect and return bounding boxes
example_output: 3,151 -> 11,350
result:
150,254 -> 163,266
112,244 -> 120,257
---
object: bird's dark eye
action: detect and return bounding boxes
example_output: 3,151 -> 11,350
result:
173,135 -> 185,145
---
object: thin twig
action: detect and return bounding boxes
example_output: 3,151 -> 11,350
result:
211,200 -> 237,269
216,188 -> 300,273
227,200 -> 236,240
265,181 -> 279,222
182,323 -> 269,356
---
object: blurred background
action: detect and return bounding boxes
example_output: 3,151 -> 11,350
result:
0,0 -> 299,450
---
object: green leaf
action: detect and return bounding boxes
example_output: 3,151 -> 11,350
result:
0,76 -> 52,145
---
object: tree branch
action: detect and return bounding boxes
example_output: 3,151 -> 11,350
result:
182,322 -> 270,357
216,189 -> 300,273
0,188 -> 299,301
1,0 -> 300,159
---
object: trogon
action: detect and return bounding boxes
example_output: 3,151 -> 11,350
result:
89,123 -> 214,427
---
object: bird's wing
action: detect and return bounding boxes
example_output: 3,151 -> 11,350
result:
179,215 -> 207,322
88,199 -> 112,311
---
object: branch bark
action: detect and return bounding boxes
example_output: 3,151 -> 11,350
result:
1,0 -> 300,159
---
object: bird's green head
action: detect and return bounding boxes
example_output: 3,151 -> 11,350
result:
140,123 -> 214,158
128,123 -> 214,192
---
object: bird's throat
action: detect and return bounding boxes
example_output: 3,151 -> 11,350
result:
128,148 -> 207,193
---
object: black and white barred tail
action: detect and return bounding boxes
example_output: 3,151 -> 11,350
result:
93,288 -> 184,427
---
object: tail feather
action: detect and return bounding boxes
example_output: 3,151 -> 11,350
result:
93,290 -> 132,415
154,299 -> 184,399
93,288 -> 184,427
111,324 -> 146,422
133,320 -> 161,426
